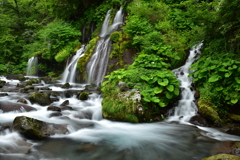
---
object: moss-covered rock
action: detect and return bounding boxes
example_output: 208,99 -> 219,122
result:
12,116 -> 68,139
198,99 -> 223,126
61,83 -> 70,89
102,87 -> 143,123
28,92 -> 52,106
202,154 -> 240,160
78,92 -> 90,100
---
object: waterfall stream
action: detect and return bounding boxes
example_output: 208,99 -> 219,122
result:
26,57 -> 38,77
61,45 -> 85,83
86,7 -> 124,87
167,43 -> 203,123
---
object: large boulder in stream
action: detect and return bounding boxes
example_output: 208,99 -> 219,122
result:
0,102 -> 36,112
202,154 -> 240,160
102,82 -> 144,123
197,100 -> 223,126
28,92 -> 52,106
12,116 -> 68,139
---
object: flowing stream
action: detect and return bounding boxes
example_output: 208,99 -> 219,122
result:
26,57 -> 38,77
1,9 -> 240,160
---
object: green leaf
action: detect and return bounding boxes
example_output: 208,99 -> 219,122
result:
154,87 -> 163,94
231,99 -> 238,104
141,75 -> 150,81
225,72 -> 232,77
159,101 -> 166,107
208,74 -> 220,82
174,87 -> 180,96
166,92 -> 173,99
215,86 -> 223,91
158,78 -> 169,86
166,85 -> 174,92
152,97 -> 160,103
235,77 -> 240,84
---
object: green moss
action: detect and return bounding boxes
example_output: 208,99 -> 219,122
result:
198,99 -> 223,125
77,36 -> 99,73
78,92 -> 90,100
202,154 -> 240,160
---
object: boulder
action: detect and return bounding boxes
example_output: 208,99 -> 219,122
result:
61,83 -> 70,89
28,92 -> 52,106
78,92 -> 89,100
0,80 -> 6,88
17,98 -> 28,104
102,88 -> 143,123
189,114 -> 208,127
47,106 -> 61,112
60,100 -> 69,106
0,93 -> 8,97
197,100 -> 222,126
202,154 -> 240,160
12,116 -> 68,139
0,102 -> 36,112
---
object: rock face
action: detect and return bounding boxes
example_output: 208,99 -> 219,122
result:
0,102 -> 36,112
202,154 -> 240,160
197,99 -> 222,126
12,116 -> 68,139
78,92 -> 89,100
102,82 -> 144,123
28,92 -> 52,106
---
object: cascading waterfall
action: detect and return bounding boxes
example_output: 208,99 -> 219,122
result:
26,57 -> 38,76
61,45 -> 85,83
86,7 -> 124,87
167,43 -> 203,123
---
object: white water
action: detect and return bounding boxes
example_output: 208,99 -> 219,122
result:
167,43 -> 203,123
86,8 -> 124,87
26,57 -> 38,76
61,45 -> 85,83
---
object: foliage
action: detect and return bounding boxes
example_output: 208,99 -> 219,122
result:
101,67 -> 180,110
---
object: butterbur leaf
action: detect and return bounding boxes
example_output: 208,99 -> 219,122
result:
174,87 -> 180,95
166,85 -> 174,92
141,75 -> 150,81
159,101 -> 166,107
208,74 -> 220,82
152,97 -> 160,103
225,72 -> 232,77
158,78 -> 169,86
235,77 -> 240,84
166,92 -> 173,99
154,87 -> 163,94
231,99 -> 238,104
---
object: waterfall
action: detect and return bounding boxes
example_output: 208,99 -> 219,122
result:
167,43 -> 203,123
26,57 -> 38,76
61,45 -> 85,83
86,7 -> 124,87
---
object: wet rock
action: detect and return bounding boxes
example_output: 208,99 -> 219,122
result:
202,153 -> 240,160
78,92 -> 89,100
0,102 -> 36,112
0,93 -> 8,97
39,77 -> 54,84
17,82 -> 27,88
229,114 -> 240,123
65,91 -> 73,98
49,112 -> 62,118
0,138 -> 32,154
197,100 -> 222,126
0,80 -> 6,88
24,85 -> 34,91
28,92 -> 52,106
39,87 -> 52,90
17,98 -> 28,104
51,97 -> 59,102
60,100 -> 69,106
102,88 -> 143,123
189,114 -> 208,127
6,74 -> 24,80
12,116 -> 68,139
226,127 -> 240,136
118,81 -> 128,92
47,106 -> 61,112
61,106 -> 74,111
194,90 -> 200,99
61,83 -> 70,89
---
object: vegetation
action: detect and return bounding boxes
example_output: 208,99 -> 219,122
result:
0,0 -> 239,122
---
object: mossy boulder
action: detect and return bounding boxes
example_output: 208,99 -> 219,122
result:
28,92 -> 52,106
12,116 -> 68,139
102,88 -> 143,123
78,92 -> 90,100
197,99 -> 223,126
61,83 -> 70,89
202,154 -> 240,160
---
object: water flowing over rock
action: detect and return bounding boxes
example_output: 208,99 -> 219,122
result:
26,57 -> 38,76
86,7 -> 124,87
61,45 -> 85,83
167,43 -> 203,123
12,116 -> 68,139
